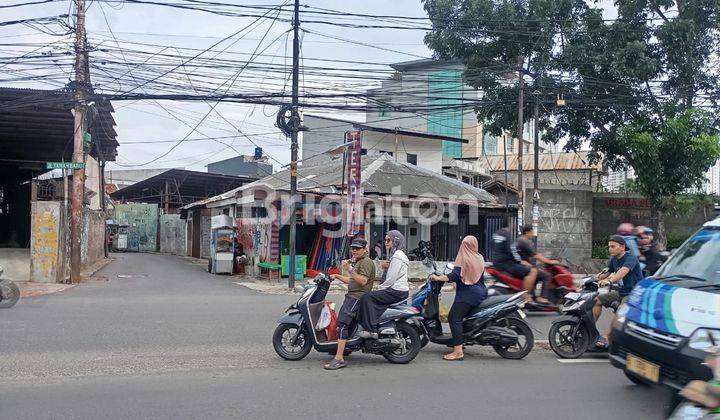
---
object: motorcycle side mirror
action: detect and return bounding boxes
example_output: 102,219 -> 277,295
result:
442,263 -> 455,275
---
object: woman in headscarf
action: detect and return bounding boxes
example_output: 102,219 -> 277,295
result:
357,230 -> 410,339
429,235 -> 487,361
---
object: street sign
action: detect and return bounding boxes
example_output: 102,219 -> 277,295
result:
46,162 -> 85,170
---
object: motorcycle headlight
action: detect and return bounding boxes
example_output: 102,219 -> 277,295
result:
688,328 -> 720,353
612,302 -> 629,330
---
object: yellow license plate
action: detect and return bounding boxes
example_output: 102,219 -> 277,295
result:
626,354 -> 660,383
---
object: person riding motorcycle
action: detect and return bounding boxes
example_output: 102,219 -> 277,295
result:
635,226 -> 667,275
491,218 -> 538,303
324,237 -> 376,370
592,234 -> 644,348
515,225 -> 559,304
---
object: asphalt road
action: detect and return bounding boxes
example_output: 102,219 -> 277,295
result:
0,253 -> 669,420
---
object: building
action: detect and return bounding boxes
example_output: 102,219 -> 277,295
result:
182,154 -> 515,268
0,87 -> 118,282
301,114 -> 468,174
207,154 -> 273,179
363,59 -> 555,159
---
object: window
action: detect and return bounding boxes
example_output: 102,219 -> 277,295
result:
406,153 -> 417,165
462,176 -> 471,184
379,150 -> 394,157
506,137 -> 514,152
483,133 -> 497,155
360,148 -> 367,156
409,227 -> 418,236
222,208 -> 230,216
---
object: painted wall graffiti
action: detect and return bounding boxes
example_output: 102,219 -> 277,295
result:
114,204 -> 159,252
30,201 -> 61,283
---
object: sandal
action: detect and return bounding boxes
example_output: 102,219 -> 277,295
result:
324,358 -> 347,370
594,337 -> 609,349
443,354 -> 464,361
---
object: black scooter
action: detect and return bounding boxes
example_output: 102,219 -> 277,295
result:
548,277 -> 618,358
411,243 -> 535,360
272,273 -> 424,364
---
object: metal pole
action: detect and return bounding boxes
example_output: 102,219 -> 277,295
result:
516,55 -> 525,232
394,127 -> 399,162
502,132 -> 509,213
70,0 -> 88,284
288,0 -> 300,289
532,100 -> 540,250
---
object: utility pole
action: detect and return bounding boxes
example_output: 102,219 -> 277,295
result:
287,0 -> 300,289
516,55 -> 525,232
532,98 -> 540,249
70,0 -> 89,284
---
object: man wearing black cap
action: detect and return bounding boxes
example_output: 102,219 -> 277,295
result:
592,235 -> 645,345
324,237 -> 376,370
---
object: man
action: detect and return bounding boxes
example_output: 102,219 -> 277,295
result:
324,237 -> 376,370
491,218 -> 538,302
515,225 -> 559,303
592,235 -> 645,347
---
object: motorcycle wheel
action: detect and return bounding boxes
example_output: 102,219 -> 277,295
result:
548,320 -> 589,359
0,279 -> 20,309
272,323 -> 312,361
493,317 -> 534,360
383,323 -> 422,364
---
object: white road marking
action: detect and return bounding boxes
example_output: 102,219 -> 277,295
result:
556,358 -> 609,363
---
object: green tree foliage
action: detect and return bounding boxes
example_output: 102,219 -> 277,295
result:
423,0 -> 720,242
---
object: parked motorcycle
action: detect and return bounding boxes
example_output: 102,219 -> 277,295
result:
272,273 -> 423,364
0,266 -> 20,309
411,242 -> 534,360
486,262 -> 576,312
548,277 -> 617,359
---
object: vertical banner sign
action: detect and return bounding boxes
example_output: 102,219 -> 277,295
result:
345,131 -> 363,236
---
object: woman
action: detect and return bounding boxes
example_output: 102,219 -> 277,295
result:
357,230 -> 410,338
429,235 -> 487,361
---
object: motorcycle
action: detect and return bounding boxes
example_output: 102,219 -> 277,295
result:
411,242 -> 535,360
272,272 -> 423,364
486,262 -> 576,312
548,277 -> 617,359
0,266 -> 20,309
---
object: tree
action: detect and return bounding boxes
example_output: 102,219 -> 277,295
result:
422,0 -> 720,244
618,109 -> 720,246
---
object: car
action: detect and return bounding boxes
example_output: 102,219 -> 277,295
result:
609,218 -> 720,389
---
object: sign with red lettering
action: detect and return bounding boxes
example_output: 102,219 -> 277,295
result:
605,198 -> 652,209
345,131 -> 363,236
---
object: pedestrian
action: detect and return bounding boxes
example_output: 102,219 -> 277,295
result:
429,235 -> 487,361
324,237 -> 376,370
357,230 -> 410,339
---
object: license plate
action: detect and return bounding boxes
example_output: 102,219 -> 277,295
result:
626,354 -> 660,383
517,309 -> 526,319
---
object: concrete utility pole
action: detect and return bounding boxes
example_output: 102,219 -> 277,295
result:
516,55 -> 525,231
70,0 -> 89,284
287,0 -> 300,289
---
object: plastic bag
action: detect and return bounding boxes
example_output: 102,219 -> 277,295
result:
325,305 -> 338,341
316,302 -> 331,331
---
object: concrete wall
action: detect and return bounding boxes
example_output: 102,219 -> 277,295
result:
114,203 -> 159,252
302,116 -> 444,173
159,214 -> 186,255
81,209 -> 105,269
30,201 -> 64,283
524,188 -> 593,267
592,193 -> 715,240
0,248 -> 30,282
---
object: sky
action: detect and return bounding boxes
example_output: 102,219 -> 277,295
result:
3,0 -> 435,172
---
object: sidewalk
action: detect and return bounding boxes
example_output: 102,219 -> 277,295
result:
13,256 -> 114,298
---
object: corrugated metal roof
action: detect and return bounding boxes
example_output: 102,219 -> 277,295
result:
183,154 -> 499,210
481,152 -> 602,172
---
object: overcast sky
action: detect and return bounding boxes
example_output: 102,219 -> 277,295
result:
4,0 -> 435,172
